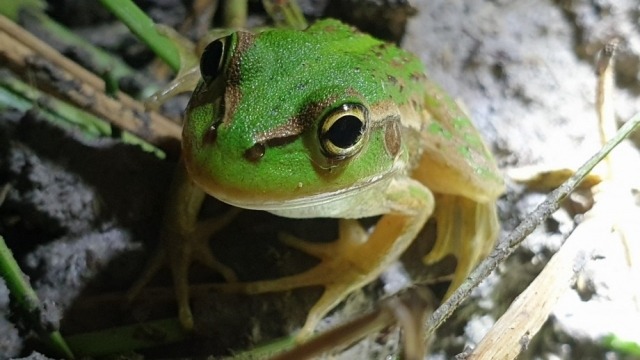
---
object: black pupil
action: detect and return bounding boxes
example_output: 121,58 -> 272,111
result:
200,39 -> 224,81
325,115 -> 363,149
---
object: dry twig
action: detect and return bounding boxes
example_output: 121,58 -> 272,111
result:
0,15 -> 181,154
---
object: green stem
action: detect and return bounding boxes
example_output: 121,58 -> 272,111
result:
0,71 -> 165,158
99,0 -> 181,72
602,334 -> 640,356
0,71 -> 110,137
0,0 -> 160,98
0,235 -> 75,359
223,0 -> 248,29
262,0 -> 307,29
65,318 -> 188,357
225,336 -> 297,360
0,0 -> 45,19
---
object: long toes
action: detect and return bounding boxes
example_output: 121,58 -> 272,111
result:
192,247 -> 238,282
127,247 -> 167,302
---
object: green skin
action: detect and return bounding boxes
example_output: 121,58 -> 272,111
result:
153,19 -> 504,338
183,19 -> 500,213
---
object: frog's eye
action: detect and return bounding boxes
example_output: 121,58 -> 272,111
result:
319,104 -> 368,159
200,38 -> 227,82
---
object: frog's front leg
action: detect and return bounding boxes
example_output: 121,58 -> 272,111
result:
211,177 -> 434,339
128,160 -> 239,329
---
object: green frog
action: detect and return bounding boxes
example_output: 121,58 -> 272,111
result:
132,18 -> 504,340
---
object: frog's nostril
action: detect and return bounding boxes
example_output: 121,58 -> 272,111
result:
203,119 -> 224,144
244,143 -> 266,162
203,125 -> 218,144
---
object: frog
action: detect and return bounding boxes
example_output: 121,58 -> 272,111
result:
130,18 -> 505,340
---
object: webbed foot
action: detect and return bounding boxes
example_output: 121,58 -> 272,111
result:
210,219 -> 374,339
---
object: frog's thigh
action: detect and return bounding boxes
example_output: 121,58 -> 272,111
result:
412,157 -> 500,297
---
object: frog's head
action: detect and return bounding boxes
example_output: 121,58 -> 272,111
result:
183,21 -> 421,211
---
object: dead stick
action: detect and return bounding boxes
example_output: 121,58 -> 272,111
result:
0,15 -> 182,153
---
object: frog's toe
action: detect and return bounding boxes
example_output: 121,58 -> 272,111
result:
209,219 -> 376,338
422,194 -> 499,297
125,243 -> 196,329
190,207 -> 241,281
214,259 -> 367,340
127,246 -> 167,303
190,238 -> 238,282
169,249 -> 195,329
212,219 -> 368,293
166,209 -> 241,328
295,282 -> 357,341
128,207 -> 240,329
278,218 -> 367,259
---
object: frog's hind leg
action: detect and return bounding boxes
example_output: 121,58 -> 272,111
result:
422,194 -> 500,298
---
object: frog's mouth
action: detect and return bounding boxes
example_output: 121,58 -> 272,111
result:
193,169 -> 396,219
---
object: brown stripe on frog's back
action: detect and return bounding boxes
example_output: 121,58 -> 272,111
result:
223,31 -> 257,126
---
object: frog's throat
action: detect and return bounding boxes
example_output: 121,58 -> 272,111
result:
194,170 -> 397,218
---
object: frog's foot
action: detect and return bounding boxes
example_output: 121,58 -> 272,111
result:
211,178 -> 434,339
212,218 -> 381,340
168,210 -> 241,329
423,194 -> 500,297
127,208 -> 241,329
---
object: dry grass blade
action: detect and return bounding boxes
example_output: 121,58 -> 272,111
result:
0,15 -> 181,153
270,287 -> 434,360
467,39 -> 640,359
466,213 -> 599,359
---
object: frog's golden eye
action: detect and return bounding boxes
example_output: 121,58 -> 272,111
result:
200,38 -> 227,82
319,104 -> 368,159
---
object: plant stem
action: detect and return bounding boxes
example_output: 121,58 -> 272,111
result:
0,235 -> 75,359
99,0 -> 181,72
